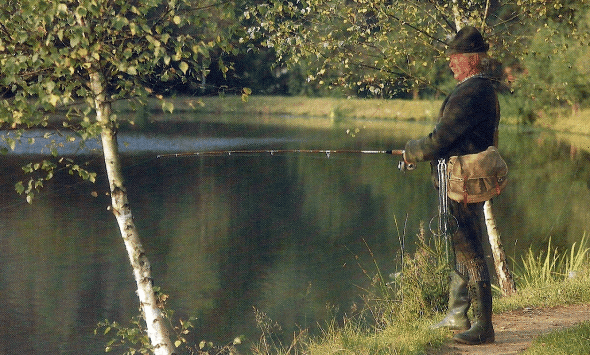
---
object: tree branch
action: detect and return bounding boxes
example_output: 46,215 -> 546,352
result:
384,10 -> 449,46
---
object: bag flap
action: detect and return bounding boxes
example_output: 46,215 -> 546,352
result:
448,146 -> 507,180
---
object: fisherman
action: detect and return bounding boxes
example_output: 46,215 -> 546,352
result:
401,26 -> 501,345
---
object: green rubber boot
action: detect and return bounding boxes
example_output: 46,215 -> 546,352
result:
453,281 -> 495,345
431,271 -> 470,330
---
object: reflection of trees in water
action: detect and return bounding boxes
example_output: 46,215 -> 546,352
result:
2,127 -> 590,352
0,157 -> 133,354
496,130 -> 590,254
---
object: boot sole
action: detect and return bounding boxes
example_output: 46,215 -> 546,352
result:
430,323 -> 470,331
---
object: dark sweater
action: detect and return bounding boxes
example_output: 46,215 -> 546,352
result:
404,76 -> 500,163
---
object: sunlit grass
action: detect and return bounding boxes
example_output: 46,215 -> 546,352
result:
305,320 -> 448,355
300,233 -> 590,355
523,321 -> 590,355
176,95 -> 443,122
527,235 -> 588,285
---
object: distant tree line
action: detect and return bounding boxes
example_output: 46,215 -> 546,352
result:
194,0 -> 590,122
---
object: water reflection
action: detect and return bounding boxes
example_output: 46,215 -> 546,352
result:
2,129 -> 303,155
0,120 -> 590,353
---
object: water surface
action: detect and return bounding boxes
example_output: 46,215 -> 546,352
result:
1,117 -> 589,353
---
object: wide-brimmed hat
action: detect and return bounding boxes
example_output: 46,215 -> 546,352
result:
447,26 -> 489,55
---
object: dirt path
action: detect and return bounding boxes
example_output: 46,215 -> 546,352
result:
428,303 -> 590,355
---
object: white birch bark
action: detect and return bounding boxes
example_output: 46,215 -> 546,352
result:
90,72 -> 175,355
484,200 -> 516,296
452,0 -> 463,30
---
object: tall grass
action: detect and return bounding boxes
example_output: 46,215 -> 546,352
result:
300,223 -> 452,354
513,235 -> 590,289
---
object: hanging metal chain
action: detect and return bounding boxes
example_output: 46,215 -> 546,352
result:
429,158 -> 456,267
437,158 -> 449,237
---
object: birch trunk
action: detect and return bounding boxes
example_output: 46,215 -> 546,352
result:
484,200 -> 516,296
90,72 -> 175,355
452,0 -> 463,30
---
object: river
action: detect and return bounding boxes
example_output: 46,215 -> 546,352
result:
1,116 -> 589,354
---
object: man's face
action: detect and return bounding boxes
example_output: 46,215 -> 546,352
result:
449,53 -> 479,82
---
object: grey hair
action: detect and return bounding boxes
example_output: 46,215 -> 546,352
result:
479,55 -> 504,81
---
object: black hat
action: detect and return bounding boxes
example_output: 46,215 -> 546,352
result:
447,26 -> 489,55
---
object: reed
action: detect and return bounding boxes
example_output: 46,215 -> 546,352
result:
513,235 -> 590,289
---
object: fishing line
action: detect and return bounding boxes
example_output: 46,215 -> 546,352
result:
157,149 -> 404,159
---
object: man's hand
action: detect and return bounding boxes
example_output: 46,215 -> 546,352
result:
398,160 -> 416,172
398,151 -> 416,171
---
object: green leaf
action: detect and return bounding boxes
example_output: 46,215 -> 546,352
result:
162,101 -> 174,113
15,181 -> 25,195
126,66 -> 137,75
179,61 -> 188,74
57,3 -> 68,14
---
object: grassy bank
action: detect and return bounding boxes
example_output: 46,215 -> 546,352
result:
132,95 -> 590,152
150,95 -> 443,122
142,95 -> 590,132
261,236 -> 590,355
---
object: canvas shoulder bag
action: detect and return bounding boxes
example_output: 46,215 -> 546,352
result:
447,146 -> 508,204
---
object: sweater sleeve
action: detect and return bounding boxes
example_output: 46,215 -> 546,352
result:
404,81 -> 491,163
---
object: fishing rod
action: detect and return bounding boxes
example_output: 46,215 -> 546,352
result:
157,149 -> 405,159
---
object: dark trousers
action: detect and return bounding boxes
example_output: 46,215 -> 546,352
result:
449,200 -> 490,282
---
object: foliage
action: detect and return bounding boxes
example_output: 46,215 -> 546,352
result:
243,0 -> 590,114
509,2 -> 590,122
250,308 -> 307,355
346,221 -> 449,335
95,288 -> 243,355
245,0 -> 456,98
0,0 -> 244,201
384,223 -> 449,322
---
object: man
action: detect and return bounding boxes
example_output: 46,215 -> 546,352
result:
402,26 -> 500,345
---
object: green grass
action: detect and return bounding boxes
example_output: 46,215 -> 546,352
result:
305,320 -> 448,355
164,95 -> 443,121
523,322 -> 590,355
294,234 -> 590,355
242,230 -> 590,355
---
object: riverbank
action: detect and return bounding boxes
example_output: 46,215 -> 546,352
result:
129,95 -> 443,122
129,95 -> 590,152
137,95 -> 589,130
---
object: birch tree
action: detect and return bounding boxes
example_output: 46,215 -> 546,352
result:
245,0 -> 540,294
0,1 -> 241,354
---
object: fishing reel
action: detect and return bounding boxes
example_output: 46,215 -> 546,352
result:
397,160 -> 416,172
